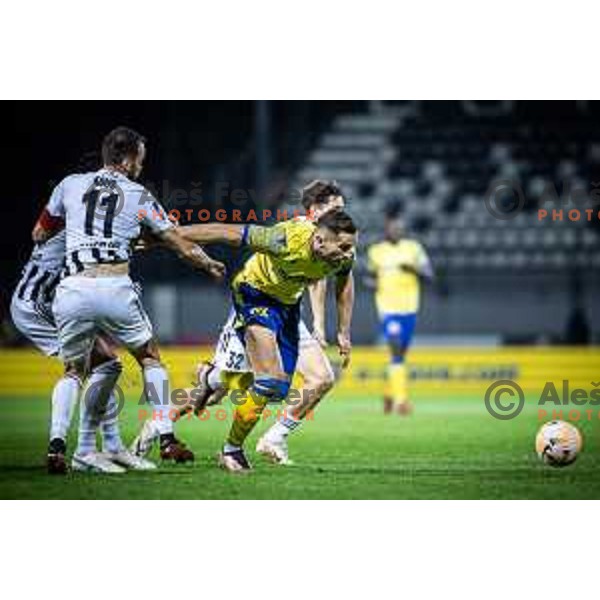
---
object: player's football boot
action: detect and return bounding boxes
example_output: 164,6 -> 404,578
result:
103,449 -> 157,471
396,401 -> 413,416
71,452 -> 126,474
383,396 -> 394,415
130,419 -> 160,457
256,435 -> 293,466
159,436 -> 195,463
47,437 -> 68,475
217,449 -> 252,473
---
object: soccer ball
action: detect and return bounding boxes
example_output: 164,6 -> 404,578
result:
535,420 -> 582,467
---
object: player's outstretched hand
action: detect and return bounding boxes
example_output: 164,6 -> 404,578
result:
336,331 -> 351,369
202,256 -> 226,280
187,245 -> 226,280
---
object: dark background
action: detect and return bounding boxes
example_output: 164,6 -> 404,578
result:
2,101 -> 599,344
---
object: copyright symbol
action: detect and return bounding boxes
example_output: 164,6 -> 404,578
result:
484,179 -> 525,221
94,184 -> 125,223
104,383 -> 125,420
84,181 -> 126,226
81,382 -> 125,421
484,380 -> 524,420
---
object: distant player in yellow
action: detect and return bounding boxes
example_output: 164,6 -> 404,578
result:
366,211 -> 432,415
181,209 -> 356,471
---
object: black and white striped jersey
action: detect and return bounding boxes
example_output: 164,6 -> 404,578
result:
14,230 -> 66,306
46,168 -> 173,275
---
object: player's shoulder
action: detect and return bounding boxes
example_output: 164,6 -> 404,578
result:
402,237 -> 427,252
54,172 -> 89,189
281,216 -> 315,239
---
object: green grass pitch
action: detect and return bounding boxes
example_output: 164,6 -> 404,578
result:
1,392 -> 599,499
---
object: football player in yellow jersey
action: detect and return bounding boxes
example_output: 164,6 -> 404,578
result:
366,212 -> 433,415
180,209 -> 356,471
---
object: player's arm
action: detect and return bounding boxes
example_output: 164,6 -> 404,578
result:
308,279 -> 327,348
179,223 -> 246,246
139,197 -> 224,279
180,223 -> 287,255
32,208 -> 64,243
402,243 -> 434,281
32,179 -> 66,243
334,270 -> 354,368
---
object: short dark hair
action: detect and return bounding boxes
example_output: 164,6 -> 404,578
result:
301,179 -> 344,210
102,127 -> 146,166
317,209 -> 357,235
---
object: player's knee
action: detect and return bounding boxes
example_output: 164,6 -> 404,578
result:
252,376 -> 290,402
308,369 -> 335,398
63,366 -> 83,387
141,358 -> 164,371
64,359 -> 87,380
132,338 -> 161,366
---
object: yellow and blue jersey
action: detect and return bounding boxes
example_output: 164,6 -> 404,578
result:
231,219 -> 354,377
367,238 -> 431,316
233,219 -> 353,306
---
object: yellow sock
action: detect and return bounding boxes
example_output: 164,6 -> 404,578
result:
221,370 -> 254,393
389,363 -> 408,405
226,390 -> 269,447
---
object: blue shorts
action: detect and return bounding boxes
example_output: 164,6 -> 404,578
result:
232,283 -> 300,378
381,313 -> 417,350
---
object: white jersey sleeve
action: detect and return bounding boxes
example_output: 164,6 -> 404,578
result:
137,194 -> 175,235
46,177 -> 68,218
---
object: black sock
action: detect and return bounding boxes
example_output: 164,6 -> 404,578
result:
160,433 -> 176,448
48,437 -> 66,455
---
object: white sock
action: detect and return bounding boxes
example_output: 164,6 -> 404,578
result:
50,374 -> 81,442
224,443 -> 241,453
101,393 -> 125,454
207,365 -> 222,391
144,364 -> 173,435
77,360 -> 122,455
266,413 -> 302,441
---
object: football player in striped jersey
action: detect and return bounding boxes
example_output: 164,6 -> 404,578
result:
32,127 -> 224,473
11,229 -> 156,473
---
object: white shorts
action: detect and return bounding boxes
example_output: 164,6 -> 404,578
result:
10,295 -> 60,356
53,275 -> 153,362
213,309 -> 319,373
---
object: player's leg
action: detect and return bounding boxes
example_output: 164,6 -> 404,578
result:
257,325 -> 334,464
128,338 -> 194,463
96,277 -> 193,463
172,311 -> 252,422
53,276 -> 133,473
385,314 -> 417,415
10,294 -> 77,474
86,337 -> 156,471
10,294 -> 95,473
219,322 -> 293,472
48,365 -> 81,473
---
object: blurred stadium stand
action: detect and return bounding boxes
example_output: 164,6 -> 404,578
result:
280,101 -> 600,344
